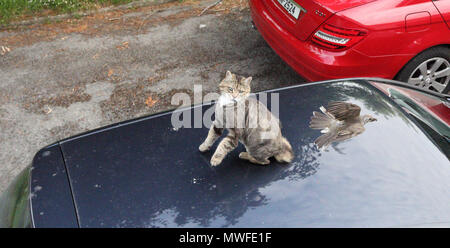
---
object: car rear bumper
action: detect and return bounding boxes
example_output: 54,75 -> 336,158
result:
249,0 -> 410,81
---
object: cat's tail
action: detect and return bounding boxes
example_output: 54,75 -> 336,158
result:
309,106 -> 335,131
275,137 -> 294,163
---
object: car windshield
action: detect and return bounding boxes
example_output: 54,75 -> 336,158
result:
371,81 -> 450,158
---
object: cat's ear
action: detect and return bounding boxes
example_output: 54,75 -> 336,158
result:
242,77 -> 252,86
225,70 -> 233,80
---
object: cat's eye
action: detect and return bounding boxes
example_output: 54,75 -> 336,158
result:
228,87 -> 234,92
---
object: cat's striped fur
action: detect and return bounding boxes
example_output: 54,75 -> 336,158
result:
199,71 -> 294,166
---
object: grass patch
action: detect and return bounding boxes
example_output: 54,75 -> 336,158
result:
0,0 -> 134,24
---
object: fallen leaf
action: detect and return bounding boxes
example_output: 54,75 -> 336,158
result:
116,41 -> 129,50
145,96 -> 158,107
107,69 -> 114,77
1,46 -> 11,56
44,106 -> 53,114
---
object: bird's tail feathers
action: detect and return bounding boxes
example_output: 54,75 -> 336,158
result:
310,107 -> 336,130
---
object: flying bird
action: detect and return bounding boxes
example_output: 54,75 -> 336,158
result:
309,101 -> 377,149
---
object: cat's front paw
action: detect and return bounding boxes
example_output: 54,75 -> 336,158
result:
210,154 -> 223,167
199,143 -> 210,152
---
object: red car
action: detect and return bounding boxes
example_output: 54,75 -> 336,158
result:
250,0 -> 450,93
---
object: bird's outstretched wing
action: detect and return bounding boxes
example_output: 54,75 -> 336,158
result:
326,101 -> 361,121
314,125 -> 365,149
314,130 -> 338,149
334,125 -> 365,142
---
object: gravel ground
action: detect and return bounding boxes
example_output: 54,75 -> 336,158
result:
0,0 -> 306,194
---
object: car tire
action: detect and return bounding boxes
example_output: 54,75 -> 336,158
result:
396,46 -> 450,94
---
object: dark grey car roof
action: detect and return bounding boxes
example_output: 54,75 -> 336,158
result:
32,79 -> 450,227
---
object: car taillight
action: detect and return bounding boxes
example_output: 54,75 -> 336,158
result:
311,23 -> 367,51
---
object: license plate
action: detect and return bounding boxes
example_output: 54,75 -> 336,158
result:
277,0 -> 303,19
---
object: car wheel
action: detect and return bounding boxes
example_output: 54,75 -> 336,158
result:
396,47 -> 450,94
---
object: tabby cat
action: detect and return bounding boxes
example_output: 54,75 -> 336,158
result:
199,71 -> 294,166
